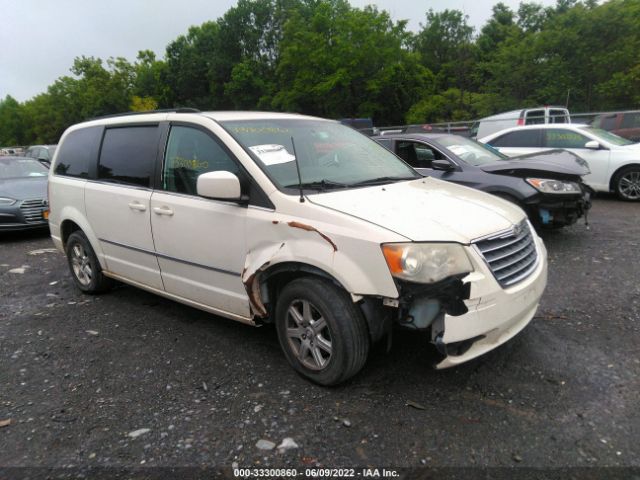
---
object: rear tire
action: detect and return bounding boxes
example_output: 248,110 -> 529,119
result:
613,166 -> 640,201
275,277 -> 370,386
65,231 -> 112,293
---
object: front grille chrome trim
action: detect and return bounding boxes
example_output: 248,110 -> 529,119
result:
20,199 -> 47,223
473,220 -> 539,288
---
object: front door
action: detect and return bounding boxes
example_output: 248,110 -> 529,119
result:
543,128 -> 611,190
150,123 -> 250,317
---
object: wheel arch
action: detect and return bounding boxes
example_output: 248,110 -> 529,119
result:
57,209 -> 105,268
609,163 -> 640,191
261,261 -> 389,344
247,260 -> 349,320
60,219 -> 81,247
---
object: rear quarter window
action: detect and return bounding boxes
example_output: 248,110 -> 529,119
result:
524,110 -> 545,125
54,126 -> 102,178
98,126 -> 159,188
549,109 -> 570,124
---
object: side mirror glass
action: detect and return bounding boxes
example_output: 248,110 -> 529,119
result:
585,140 -> 600,150
431,159 -> 455,171
196,171 -> 242,200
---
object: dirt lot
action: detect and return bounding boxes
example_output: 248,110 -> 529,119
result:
1,196 -> 639,477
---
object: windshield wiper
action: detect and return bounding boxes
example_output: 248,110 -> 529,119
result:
347,175 -> 418,187
290,179 -> 350,191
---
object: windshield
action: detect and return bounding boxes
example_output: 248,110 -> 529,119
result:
0,158 -> 49,179
582,127 -> 634,146
221,119 -> 419,191
437,135 -> 508,166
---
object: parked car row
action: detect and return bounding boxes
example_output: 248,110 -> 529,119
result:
373,133 -> 592,228
5,107 -> 636,386
479,124 -> 640,201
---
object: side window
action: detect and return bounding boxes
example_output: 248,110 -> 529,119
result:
549,110 -> 569,124
55,126 -> 102,178
599,115 -> 617,130
524,110 -> 545,125
544,129 -> 590,149
375,138 -> 392,150
98,126 -> 158,188
490,130 -> 541,148
395,141 -> 441,168
163,126 -> 239,195
621,113 -> 640,128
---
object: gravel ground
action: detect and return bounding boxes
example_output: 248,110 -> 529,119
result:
0,196 -> 639,477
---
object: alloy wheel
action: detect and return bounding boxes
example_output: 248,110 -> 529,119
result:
285,299 -> 333,371
619,171 -> 640,200
70,243 -> 93,286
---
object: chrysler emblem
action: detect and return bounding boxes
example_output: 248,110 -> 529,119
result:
512,222 -> 523,236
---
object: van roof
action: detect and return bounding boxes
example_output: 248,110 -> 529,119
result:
481,106 -> 569,121
73,110 -> 329,131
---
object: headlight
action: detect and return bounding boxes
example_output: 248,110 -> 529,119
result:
526,178 -> 581,194
382,243 -> 473,284
0,197 -> 16,206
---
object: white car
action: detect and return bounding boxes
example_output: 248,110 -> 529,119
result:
48,110 -> 547,385
480,124 -> 640,200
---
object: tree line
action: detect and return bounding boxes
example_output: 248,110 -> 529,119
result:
1,0 -> 639,146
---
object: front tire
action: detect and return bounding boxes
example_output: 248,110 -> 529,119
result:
275,277 -> 370,386
614,166 -> 640,201
65,231 -> 112,293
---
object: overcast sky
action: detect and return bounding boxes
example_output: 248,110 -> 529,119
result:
1,0 -> 557,102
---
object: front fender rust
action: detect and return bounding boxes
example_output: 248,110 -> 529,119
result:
243,269 -> 268,318
287,221 -> 338,252
242,243 -> 286,318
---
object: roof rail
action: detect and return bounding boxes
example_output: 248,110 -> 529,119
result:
91,108 -> 200,121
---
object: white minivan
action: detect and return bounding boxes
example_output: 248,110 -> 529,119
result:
471,106 -> 571,139
48,110 -> 548,385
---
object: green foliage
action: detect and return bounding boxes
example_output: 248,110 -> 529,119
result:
413,9 -> 477,94
2,0 -> 640,146
406,89 -> 505,124
272,1 -> 431,123
0,96 -> 26,145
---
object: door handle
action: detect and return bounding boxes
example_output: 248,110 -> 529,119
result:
128,201 -> 147,212
153,206 -> 174,216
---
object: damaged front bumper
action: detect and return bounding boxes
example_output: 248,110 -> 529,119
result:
434,236 -> 547,368
371,234 -> 547,368
526,186 -> 592,228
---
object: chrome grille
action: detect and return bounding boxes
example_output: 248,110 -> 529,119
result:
20,199 -> 47,223
474,220 -> 538,288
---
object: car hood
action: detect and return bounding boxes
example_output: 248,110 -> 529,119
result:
480,149 -> 590,178
0,177 -> 48,200
308,177 -> 525,243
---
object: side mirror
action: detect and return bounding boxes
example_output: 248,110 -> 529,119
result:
196,171 -> 242,201
431,159 -> 455,171
585,140 -> 601,150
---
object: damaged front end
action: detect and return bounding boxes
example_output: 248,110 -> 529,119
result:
357,241 -> 480,355
526,183 -> 593,228
356,274 -> 473,356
